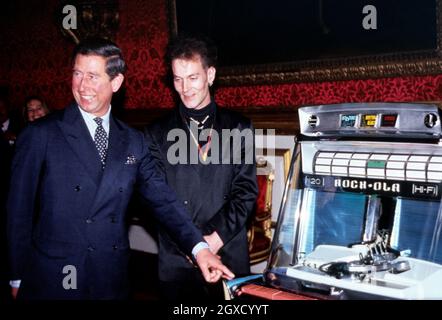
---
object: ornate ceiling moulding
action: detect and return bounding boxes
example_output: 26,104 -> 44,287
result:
218,57 -> 442,86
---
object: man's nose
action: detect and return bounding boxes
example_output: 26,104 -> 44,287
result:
77,76 -> 90,91
79,78 -> 86,91
182,79 -> 190,93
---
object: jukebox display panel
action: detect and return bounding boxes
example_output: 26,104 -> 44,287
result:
265,103 -> 442,300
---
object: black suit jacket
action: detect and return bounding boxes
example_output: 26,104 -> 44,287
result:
145,105 -> 258,281
7,103 -> 204,299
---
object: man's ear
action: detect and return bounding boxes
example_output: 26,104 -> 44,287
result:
111,74 -> 124,92
207,67 -> 216,85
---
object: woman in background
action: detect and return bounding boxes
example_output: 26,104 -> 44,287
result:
23,95 -> 50,123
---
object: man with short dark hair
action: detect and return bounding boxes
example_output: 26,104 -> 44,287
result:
145,35 -> 258,300
7,37 -> 233,300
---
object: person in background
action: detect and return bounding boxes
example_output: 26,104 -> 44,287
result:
0,98 -> 14,301
7,37 -> 233,300
0,97 -> 19,147
145,34 -> 258,301
23,96 -> 50,123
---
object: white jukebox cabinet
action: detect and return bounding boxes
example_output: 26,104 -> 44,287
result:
261,103 -> 442,300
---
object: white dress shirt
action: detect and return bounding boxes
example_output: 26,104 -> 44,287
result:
77,105 -> 110,144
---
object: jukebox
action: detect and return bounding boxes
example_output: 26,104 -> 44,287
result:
228,102 -> 442,300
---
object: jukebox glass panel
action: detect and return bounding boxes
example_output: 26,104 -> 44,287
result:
299,190 -> 366,255
391,198 -> 442,264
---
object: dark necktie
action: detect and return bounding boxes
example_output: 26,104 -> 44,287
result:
93,117 -> 108,168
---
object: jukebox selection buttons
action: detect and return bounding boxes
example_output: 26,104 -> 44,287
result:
312,151 -> 442,183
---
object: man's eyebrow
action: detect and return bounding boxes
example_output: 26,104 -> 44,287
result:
183,73 -> 199,78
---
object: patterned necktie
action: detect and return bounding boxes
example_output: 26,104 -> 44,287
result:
93,117 -> 108,168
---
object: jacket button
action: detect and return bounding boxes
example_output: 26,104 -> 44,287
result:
86,218 -> 93,224
87,245 -> 95,252
119,187 -> 123,192
223,195 -> 228,200
112,245 -> 118,251
74,186 -> 81,192
183,200 -> 188,205
110,216 -> 116,223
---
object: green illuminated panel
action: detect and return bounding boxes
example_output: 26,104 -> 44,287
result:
367,160 -> 386,168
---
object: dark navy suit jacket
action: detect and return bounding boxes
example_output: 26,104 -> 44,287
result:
7,103 -> 203,299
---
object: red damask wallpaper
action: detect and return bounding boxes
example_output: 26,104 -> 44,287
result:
1,0 -> 442,114
216,76 -> 442,107
0,0 -> 74,111
118,0 -> 174,108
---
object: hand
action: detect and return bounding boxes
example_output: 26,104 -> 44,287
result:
195,248 -> 235,283
11,287 -> 18,300
204,231 -> 224,255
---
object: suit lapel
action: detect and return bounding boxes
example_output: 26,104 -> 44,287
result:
58,103 -> 102,186
101,115 -> 128,188
91,115 -> 128,214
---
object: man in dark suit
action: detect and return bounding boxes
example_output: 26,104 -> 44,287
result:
145,35 -> 258,300
7,38 -> 233,300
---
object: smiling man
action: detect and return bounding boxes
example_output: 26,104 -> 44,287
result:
7,37 -> 233,300
145,35 -> 258,301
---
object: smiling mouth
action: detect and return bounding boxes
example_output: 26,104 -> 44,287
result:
183,94 -> 197,101
80,95 -> 94,102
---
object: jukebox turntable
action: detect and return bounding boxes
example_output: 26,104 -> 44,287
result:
227,102 -> 442,300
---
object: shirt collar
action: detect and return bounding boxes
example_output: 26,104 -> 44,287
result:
77,104 -> 111,138
78,105 -> 111,124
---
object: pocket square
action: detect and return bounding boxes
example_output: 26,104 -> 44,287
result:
125,155 -> 137,165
